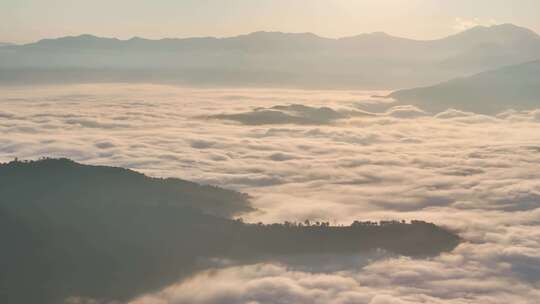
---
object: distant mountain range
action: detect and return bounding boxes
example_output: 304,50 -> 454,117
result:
1,24 -> 539,88
390,59 -> 540,114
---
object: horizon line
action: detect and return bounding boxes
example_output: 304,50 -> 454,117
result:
2,23 -> 535,46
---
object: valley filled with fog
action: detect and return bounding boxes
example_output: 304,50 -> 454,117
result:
2,84 -> 540,303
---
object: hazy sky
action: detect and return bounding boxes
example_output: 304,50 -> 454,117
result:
2,0 -> 540,43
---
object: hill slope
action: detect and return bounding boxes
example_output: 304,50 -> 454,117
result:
0,157 -> 252,218
0,158 -> 460,304
390,60 -> 540,114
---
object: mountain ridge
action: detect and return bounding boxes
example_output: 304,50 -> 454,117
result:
390,59 -> 540,114
15,23 -> 538,46
0,158 -> 460,304
2,24 -> 539,89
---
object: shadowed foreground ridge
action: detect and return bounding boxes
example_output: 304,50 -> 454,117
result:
0,159 -> 460,304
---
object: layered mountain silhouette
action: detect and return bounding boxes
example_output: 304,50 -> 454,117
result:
1,24 -> 539,88
390,59 -> 540,114
208,104 -> 372,125
0,158 -> 460,304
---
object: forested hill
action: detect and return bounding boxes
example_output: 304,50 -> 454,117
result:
0,159 -> 460,304
0,157 -> 252,218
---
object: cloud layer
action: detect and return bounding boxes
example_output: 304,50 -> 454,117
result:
2,84 -> 540,303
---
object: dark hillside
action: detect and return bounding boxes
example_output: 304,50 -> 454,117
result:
0,159 -> 460,304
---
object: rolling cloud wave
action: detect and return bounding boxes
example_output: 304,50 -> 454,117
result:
2,84 -> 540,304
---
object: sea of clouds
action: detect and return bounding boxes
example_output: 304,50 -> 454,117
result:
2,84 -> 540,303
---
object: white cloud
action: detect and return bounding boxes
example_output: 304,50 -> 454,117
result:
453,17 -> 497,31
2,84 -> 540,303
